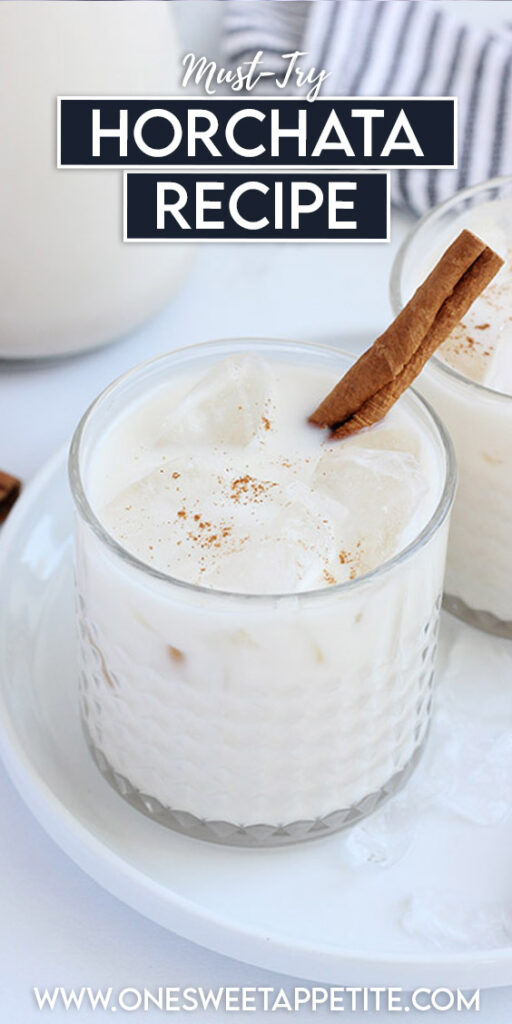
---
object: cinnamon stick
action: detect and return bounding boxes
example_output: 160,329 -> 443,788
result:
0,471 -> 21,523
310,230 -> 503,438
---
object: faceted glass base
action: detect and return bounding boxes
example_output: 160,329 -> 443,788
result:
444,594 -> 512,640
83,725 -> 426,848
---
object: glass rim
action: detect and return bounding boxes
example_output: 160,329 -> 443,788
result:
389,173 -> 512,404
68,336 -> 456,604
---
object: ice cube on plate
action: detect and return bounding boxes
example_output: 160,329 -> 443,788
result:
402,889 -> 512,950
344,790 -> 418,867
438,725 -> 512,827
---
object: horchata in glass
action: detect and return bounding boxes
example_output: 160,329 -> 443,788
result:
392,176 -> 512,638
69,338 -> 455,846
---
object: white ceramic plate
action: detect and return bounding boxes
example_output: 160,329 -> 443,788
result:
1,449 -> 511,989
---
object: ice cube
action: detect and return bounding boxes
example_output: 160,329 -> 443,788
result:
202,481 -> 340,593
402,889 -> 512,950
344,426 -> 421,459
202,537 -> 302,594
100,453 -> 225,570
344,790 -> 418,867
438,724 -> 512,827
159,355 -> 272,448
408,692 -> 512,828
313,447 -> 426,569
271,481 -> 340,588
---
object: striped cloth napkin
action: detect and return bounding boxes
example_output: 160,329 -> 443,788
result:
223,0 -> 512,215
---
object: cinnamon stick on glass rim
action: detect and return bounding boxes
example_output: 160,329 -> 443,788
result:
310,230 -> 503,440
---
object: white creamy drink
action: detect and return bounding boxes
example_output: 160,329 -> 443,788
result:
71,340 -> 454,845
433,202 -> 512,396
92,359 -> 441,592
394,186 -> 512,635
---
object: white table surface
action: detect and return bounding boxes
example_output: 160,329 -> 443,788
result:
1,3 -> 511,1020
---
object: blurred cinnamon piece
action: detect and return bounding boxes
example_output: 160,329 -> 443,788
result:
0,471 -> 21,523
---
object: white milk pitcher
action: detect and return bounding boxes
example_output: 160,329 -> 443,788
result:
0,1 -> 194,359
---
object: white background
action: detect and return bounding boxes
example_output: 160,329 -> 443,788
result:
1,2 -> 511,1020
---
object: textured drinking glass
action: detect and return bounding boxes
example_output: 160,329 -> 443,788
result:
391,176 -> 512,638
69,339 -> 455,846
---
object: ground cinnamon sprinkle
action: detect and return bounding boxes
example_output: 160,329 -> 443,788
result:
338,547 -> 361,579
443,325 -> 494,363
230,475 -> 278,503
261,415 -> 271,431
186,520 -> 233,550
448,332 -> 475,357
168,645 -> 184,663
